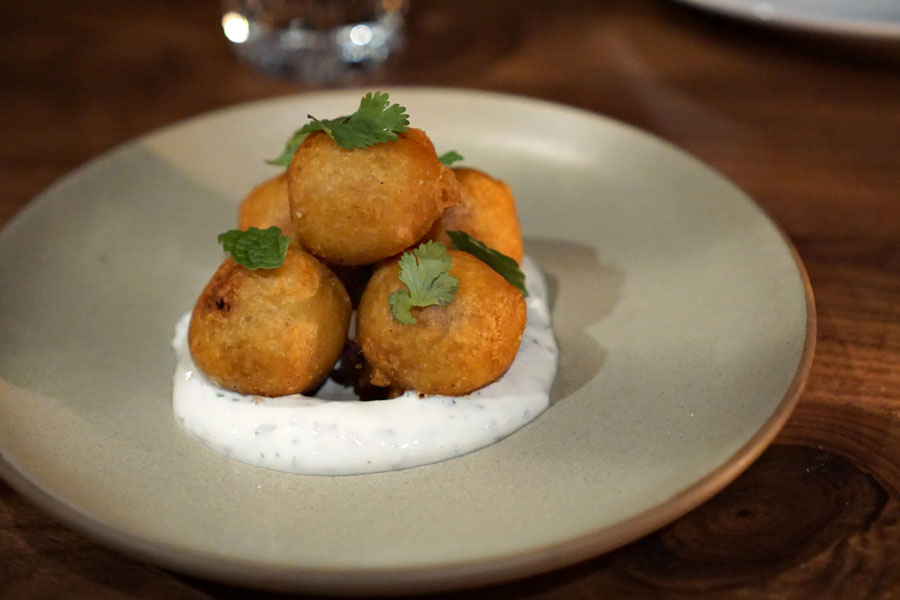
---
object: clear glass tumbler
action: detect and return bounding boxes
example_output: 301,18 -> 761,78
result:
221,0 -> 408,81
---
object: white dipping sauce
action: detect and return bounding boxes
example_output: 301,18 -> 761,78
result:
172,256 -> 557,475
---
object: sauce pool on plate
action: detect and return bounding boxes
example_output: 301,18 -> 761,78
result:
171,256 -> 557,475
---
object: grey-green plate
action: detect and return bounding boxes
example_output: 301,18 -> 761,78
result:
0,88 -> 815,595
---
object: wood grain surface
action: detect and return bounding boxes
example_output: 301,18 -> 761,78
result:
2,0 -> 899,598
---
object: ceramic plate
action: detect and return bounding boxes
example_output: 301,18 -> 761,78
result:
0,88 -> 815,595
671,0 -> 900,38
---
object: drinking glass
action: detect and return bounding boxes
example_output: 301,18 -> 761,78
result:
221,0 -> 408,81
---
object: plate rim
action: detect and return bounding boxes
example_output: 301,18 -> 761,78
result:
670,0 -> 900,39
0,87 -> 817,595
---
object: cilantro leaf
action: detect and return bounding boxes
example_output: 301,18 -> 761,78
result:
327,91 -> 409,149
218,226 -> 290,270
388,241 -> 459,325
266,92 -> 409,165
438,150 -> 463,166
447,230 -> 527,297
265,127 -> 309,167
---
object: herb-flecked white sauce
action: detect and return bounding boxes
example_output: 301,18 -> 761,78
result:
171,256 -> 557,475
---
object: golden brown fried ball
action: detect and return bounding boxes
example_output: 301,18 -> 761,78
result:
237,172 -> 295,240
287,128 -> 460,266
188,248 -> 352,396
237,172 -> 371,305
356,250 -> 526,396
426,168 -> 523,263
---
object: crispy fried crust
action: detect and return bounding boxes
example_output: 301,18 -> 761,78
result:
188,248 -> 352,396
356,250 -> 526,396
236,172 -> 295,240
426,167 -> 523,264
287,128 -> 460,266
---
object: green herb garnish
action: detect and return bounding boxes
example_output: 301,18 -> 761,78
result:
388,241 -> 459,325
266,128 -> 309,167
438,150 -> 463,166
218,226 -> 290,270
266,92 -> 409,165
447,230 -> 527,297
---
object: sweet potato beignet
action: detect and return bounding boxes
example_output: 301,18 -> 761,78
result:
237,174 -> 371,307
237,172 -> 295,239
188,248 -> 352,396
287,128 -> 460,265
356,250 -> 526,396
426,167 -> 523,264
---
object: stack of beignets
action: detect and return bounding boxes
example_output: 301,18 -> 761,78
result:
189,119 -> 526,398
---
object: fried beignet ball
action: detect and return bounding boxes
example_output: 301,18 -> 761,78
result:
356,250 -> 526,396
188,248 -> 352,396
426,168 -> 523,263
237,172 -> 295,239
287,128 -> 460,266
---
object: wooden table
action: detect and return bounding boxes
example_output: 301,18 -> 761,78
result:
2,1 -> 898,597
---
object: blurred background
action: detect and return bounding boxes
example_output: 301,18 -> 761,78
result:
1,1 -> 899,598
2,0 -> 898,236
